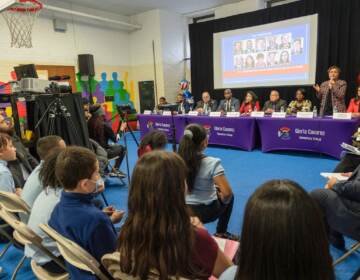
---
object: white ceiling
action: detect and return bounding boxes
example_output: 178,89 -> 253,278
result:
59,0 -> 242,16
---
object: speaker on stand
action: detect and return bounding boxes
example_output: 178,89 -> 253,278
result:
78,54 -> 95,104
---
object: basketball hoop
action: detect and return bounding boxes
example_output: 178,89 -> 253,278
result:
1,0 -> 44,48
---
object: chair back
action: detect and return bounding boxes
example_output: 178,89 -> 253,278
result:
101,252 -> 191,280
0,191 -> 31,215
39,224 -> 109,280
0,206 -> 67,271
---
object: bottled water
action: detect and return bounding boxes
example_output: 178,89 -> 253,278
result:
313,106 -> 317,117
231,105 -> 235,112
280,106 -> 284,113
333,106 -> 338,115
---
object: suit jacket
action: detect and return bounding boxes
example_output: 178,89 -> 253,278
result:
217,98 -> 240,112
347,98 -> 360,113
8,136 -> 39,188
316,80 -> 347,116
262,99 -> 287,112
329,166 -> 360,240
195,100 -> 218,112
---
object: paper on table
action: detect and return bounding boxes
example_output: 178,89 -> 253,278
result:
341,143 -> 360,155
320,172 -> 349,181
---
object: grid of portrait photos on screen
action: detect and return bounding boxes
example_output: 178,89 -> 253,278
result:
233,34 -> 304,71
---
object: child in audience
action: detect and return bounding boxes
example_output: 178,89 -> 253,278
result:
21,135 -> 66,209
117,151 -> 232,279
25,149 -> 66,275
0,133 -> 20,195
219,180 -> 335,280
178,124 -> 235,239
137,130 -> 167,157
48,146 -> 124,279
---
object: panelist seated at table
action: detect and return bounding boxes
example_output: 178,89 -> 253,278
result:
313,65 -> 347,116
217,89 -> 240,113
239,91 -> 260,114
157,96 -> 168,110
347,86 -> 360,116
262,90 -> 287,114
286,88 -> 312,115
195,91 -> 218,113
176,93 -> 192,114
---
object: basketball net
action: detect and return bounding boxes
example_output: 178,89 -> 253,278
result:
1,0 -> 44,48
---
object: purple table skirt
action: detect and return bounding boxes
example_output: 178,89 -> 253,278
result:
138,114 -> 360,159
256,116 -> 360,159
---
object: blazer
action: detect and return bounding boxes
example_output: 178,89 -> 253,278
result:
195,100 -> 218,112
347,98 -> 360,113
262,99 -> 287,112
239,101 -> 260,114
316,80 -> 347,115
217,98 -> 240,112
330,166 -> 360,240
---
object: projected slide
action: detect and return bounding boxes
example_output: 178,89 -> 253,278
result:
214,15 -> 318,89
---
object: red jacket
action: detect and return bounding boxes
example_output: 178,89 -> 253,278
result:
347,98 -> 360,113
240,101 -> 260,114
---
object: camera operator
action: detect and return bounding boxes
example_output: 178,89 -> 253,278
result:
88,104 -> 126,177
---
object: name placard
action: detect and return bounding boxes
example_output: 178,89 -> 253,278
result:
333,113 -> 352,120
226,112 -> 240,118
209,112 -> 222,117
188,111 -> 199,116
272,112 -> 286,118
162,111 -> 172,116
296,112 -> 314,119
143,110 -> 152,115
250,111 -> 265,117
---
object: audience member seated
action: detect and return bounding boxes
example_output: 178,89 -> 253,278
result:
313,65 -> 347,116
157,96 -> 168,110
195,91 -> 218,114
0,133 -> 20,195
48,147 -> 125,279
0,114 -> 38,188
262,90 -> 287,114
333,129 -> 360,173
88,104 -> 126,177
286,88 -> 312,114
217,89 -> 240,113
137,130 -> 167,157
239,91 -> 260,114
25,149 -> 66,275
347,86 -> 360,115
117,151 -> 232,279
21,136 -> 66,209
178,124 -> 235,239
311,166 -> 360,250
220,179 -> 335,280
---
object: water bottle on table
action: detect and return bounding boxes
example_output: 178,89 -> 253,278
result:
313,106 -> 317,118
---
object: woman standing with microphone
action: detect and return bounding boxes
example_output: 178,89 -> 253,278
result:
313,66 -> 347,116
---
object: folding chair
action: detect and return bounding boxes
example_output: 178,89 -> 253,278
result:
0,207 -> 68,280
39,224 -> 110,280
333,240 -> 360,266
0,192 -> 31,279
101,252 -> 191,280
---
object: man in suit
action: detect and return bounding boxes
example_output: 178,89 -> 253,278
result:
310,167 -> 360,250
262,90 -> 287,114
0,114 -> 38,188
195,91 -> 218,114
217,89 -> 240,112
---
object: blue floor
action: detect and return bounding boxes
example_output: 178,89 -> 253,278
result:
0,131 -> 359,279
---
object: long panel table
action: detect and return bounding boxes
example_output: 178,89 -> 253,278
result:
138,114 -> 360,159
256,116 -> 360,159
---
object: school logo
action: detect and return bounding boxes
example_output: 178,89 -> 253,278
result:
278,127 -> 291,140
146,121 -> 154,129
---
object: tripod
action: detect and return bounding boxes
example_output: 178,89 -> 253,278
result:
115,108 -> 139,184
34,96 -> 79,140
